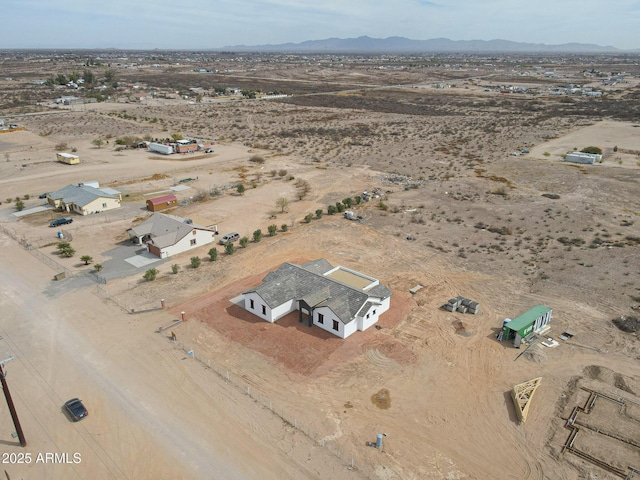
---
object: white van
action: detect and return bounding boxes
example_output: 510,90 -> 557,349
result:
219,232 -> 239,245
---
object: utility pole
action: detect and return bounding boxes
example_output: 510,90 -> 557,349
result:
0,358 -> 26,447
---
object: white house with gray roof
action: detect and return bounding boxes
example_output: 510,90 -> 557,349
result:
241,259 -> 392,339
127,213 -> 216,258
47,182 -> 121,215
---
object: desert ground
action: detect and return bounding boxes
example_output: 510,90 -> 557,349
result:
0,51 -> 638,479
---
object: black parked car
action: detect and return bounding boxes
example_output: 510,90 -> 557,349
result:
50,217 -> 73,227
63,398 -> 88,421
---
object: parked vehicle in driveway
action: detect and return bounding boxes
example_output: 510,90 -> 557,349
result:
218,232 -> 239,245
63,398 -> 88,421
50,217 -> 73,227
38,192 -> 49,199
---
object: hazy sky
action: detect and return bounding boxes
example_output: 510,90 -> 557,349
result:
3,0 -> 639,50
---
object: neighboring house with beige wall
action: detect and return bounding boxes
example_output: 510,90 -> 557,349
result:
47,182 -> 121,215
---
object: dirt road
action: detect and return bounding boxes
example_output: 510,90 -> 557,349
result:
0,234 -> 363,479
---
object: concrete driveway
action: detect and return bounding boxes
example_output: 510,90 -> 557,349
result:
125,250 -> 161,268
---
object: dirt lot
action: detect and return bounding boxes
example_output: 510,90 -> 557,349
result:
0,54 -> 639,479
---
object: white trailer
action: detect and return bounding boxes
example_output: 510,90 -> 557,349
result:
149,143 -> 174,155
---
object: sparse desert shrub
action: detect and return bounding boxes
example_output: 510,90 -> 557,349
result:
249,155 -> 265,164
488,226 -> 512,236
171,264 -> 180,274
143,268 -> 158,281
225,243 -> 235,255
281,224 -> 288,232
239,236 -> 249,247
581,146 -> 602,155
304,213 -> 313,223
253,229 -> 262,242
557,237 -> 585,246
295,179 -> 311,200
190,256 -> 201,268
268,224 -> 277,236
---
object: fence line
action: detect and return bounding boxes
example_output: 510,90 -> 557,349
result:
92,276 -> 371,475
1,224 -> 75,277
170,339 -> 369,477
95,284 -> 131,313
3,223 -> 371,474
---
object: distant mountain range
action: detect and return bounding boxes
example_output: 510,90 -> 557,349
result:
221,36 -> 620,54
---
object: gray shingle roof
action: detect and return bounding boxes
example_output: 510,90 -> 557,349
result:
245,260 -> 390,324
129,213 -> 213,248
301,258 -> 334,275
367,284 -> 392,299
50,183 -> 118,207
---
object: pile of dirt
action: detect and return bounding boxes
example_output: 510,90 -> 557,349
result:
612,315 -> 640,333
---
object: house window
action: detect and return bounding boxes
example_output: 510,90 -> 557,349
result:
318,313 -> 324,324
190,239 -> 197,246
250,299 -> 255,309
332,320 -> 339,331
102,203 -> 107,208
366,313 -> 370,319
262,305 -> 266,315
373,309 -> 377,315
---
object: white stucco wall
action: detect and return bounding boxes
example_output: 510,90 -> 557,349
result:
242,294 -> 296,323
343,320 -> 357,338
312,307 -> 341,337
240,280 -> 392,340
161,229 -> 216,257
357,307 -> 378,332
379,297 -> 391,314
271,299 -> 296,322
311,306 -> 359,339
356,297 -> 391,332
243,292 -> 273,322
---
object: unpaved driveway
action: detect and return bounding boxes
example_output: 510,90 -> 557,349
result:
0,234 -> 364,479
